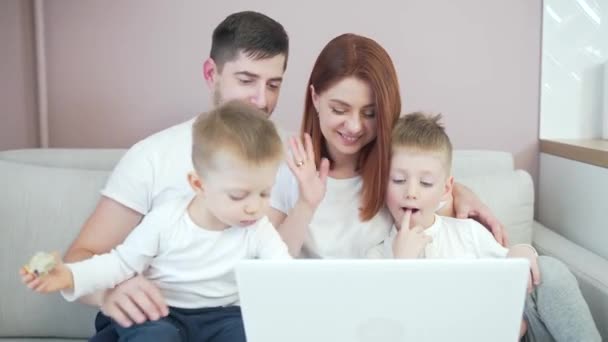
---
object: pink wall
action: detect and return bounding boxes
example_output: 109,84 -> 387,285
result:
42,0 -> 541,178
0,0 -> 38,150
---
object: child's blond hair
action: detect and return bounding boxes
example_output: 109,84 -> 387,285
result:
192,100 -> 283,174
392,112 -> 453,170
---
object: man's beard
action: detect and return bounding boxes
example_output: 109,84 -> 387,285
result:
213,86 -> 223,107
213,85 -> 270,115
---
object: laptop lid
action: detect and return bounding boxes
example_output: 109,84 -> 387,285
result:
236,259 -> 529,342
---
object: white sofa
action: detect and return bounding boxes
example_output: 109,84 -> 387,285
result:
0,148 -> 606,341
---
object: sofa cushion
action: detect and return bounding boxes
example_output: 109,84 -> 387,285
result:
456,170 -> 534,246
451,150 -> 514,178
0,149 -> 125,171
0,160 -> 108,338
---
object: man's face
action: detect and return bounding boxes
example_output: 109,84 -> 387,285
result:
207,51 -> 286,116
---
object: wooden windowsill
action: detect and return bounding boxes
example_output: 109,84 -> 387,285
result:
540,139 -> 608,168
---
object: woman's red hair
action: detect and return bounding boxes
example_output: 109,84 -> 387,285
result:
301,34 -> 401,221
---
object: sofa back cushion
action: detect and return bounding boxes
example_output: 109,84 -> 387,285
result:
0,148 -> 125,171
452,150 -> 514,178
0,160 -> 108,338
457,170 -> 534,246
450,150 -> 533,245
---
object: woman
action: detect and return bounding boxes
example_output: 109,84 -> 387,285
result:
269,33 -> 502,258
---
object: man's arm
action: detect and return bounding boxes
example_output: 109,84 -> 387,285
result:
64,196 -> 143,263
63,197 -> 168,327
68,135 -> 161,263
62,211 -> 163,302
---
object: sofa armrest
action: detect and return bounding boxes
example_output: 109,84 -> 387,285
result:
532,221 -> 608,339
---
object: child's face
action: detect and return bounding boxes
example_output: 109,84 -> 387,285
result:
192,154 -> 280,229
386,148 -> 453,229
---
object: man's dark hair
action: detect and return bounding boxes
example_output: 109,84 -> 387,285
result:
211,11 -> 289,71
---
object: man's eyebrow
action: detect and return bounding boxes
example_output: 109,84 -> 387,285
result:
234,71 -> 283,83
234,71 -> 259,78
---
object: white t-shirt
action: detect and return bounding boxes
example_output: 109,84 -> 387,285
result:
270,163 -> 393,258
102,119 -> 290,215
62,195 -> 291,308
367,215 -> 509,259
101,118 -> 196,214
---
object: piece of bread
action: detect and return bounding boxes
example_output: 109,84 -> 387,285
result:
24,252 -> 56,276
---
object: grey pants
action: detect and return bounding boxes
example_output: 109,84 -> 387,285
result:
522,256 -> 601,342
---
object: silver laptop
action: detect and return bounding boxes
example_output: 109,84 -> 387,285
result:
236,259 -> 529,342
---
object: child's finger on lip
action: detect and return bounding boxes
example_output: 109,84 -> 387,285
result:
400,210 -> 412,230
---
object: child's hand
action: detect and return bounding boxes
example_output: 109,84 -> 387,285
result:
393,210 -> 432,259
20,252 -> 74,293
508,245 -> 541,293
287,134 -> 330,209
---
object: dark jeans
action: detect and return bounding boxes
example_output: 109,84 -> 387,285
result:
89,306 -> 246,342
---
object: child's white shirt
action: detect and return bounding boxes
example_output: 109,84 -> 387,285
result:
62,195 -> 291,308
367,215 -> 509,259
271,163 -> 393,258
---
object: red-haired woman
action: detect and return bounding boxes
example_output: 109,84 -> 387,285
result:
269,34 -> 504,258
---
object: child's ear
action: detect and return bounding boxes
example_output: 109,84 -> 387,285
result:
441,175 -> 454,202
188,171 -> 204,193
